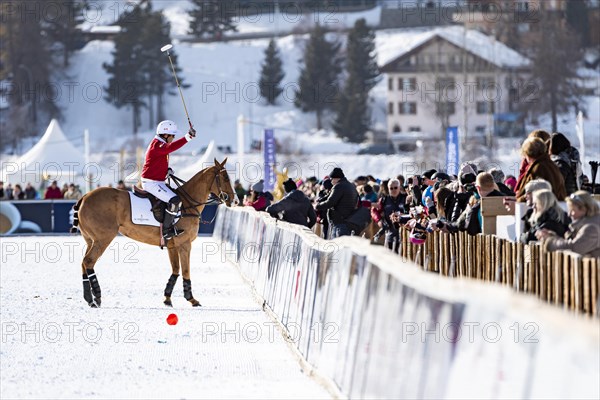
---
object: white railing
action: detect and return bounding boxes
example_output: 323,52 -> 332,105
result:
213,205 -> 600,399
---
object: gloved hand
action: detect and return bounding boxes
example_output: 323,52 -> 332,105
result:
186,127 -> 196,140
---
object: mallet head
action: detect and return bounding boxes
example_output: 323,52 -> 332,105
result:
160,44 -> 173,53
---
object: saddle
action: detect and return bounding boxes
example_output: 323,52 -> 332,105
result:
132,185 -> 169,223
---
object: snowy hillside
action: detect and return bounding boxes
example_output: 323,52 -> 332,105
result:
80,1 -> 381,38
8,2 -> 600,184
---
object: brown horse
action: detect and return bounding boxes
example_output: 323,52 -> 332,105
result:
73,158 -> 235,308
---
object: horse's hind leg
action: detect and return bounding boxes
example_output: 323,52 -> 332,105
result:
163,247 -> 181,307
180,242 -> 201,307
81,237 -> 95,306
81,236 -> 113,307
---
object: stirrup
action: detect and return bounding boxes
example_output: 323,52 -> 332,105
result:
163,226 -> 184,240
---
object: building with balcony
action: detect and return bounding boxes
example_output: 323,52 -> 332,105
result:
379,26 -> 530,149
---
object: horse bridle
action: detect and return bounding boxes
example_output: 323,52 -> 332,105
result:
169,168 -> 230,220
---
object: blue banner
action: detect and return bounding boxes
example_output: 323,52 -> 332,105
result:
264,129 -> 276,192
446,126 -> 460,176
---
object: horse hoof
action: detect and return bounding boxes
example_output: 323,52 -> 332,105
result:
190,299 -> 201,307
164,299 -> 173,307
89,298 -> 101,308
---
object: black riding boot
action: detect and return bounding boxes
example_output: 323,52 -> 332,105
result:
163,196 -> 184,240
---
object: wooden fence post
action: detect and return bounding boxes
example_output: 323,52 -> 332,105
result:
573,255 -> 582,312
554,252 -> 562,306
390,224 -> 596,316
563,254 -> 570,310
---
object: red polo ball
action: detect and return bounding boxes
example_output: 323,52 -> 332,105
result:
166,313 -> 178,325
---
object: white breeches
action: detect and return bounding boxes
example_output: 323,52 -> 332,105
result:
141,179 -> 177,203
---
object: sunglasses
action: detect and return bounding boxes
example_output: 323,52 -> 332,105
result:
389,186 -> 399,190
569,193 -> 583,202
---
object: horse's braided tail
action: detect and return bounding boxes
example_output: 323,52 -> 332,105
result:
70,197 -> 83,233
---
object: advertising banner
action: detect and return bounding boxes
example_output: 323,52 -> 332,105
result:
446,126 -> 460,176
263,129 -> 276,192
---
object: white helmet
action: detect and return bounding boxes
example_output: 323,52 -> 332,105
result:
156,120 -> 179,136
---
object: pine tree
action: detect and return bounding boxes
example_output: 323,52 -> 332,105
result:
333,88 -> 371,143
44,0 -> 90,67
294,24 -> 342,130
104,2 -> 188,134
140,10 -> 187,128
0,0 -> 58,151
189,0 -> 237,40
334,18 -> 379,143
103,3 -> 150,134
259,39 -> 285,105
527,9 -> 584,132
566,0 -> 590,48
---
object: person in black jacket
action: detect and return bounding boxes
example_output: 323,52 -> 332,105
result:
548,132 -> 578,195
316,167 -> 358,238
405,175 -> 423,209
371,179 -> 406,253
520,189 -> 569,243
488,168 -> 515,196
440,172 -> 503,235
24,182 -> 37,199
446,172 -> 477,223
315,178 -> 333,238
266,179 -> 317,228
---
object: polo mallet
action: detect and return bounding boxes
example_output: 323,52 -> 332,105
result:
160,44 -> 193,129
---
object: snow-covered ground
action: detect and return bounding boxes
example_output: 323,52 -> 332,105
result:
80,1 -> 381,38
0,236 -> 331,399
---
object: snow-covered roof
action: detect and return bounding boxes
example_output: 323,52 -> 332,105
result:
89,26 -> 122,34
378,26 -> 530,70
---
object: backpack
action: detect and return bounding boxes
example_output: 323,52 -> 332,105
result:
345,206 -> 372,235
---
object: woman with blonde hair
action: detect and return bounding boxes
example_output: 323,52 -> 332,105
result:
521,189 -> 569,243
514,137 -> 566,202
536,190 -> 600,257
515,129 -> 551,190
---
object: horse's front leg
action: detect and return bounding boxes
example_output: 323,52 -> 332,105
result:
81,237 -> 110,308
180,242 -> 201,307
164,247 -> 181,307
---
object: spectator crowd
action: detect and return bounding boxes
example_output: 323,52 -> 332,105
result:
239,129 -> 599,258
0,180 -> 84,200
1,129 -> 598,258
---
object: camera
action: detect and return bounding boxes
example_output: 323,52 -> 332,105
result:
463,183 -> 476,194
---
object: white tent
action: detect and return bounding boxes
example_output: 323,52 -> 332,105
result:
180,140 -> 226,180
1,119 -> 86,184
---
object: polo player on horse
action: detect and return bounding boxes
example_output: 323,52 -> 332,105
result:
141,120 -> 196,241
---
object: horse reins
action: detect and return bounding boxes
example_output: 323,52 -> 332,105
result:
168,168 -> 230,224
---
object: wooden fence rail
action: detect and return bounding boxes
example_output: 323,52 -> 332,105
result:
395,229 -> 599,316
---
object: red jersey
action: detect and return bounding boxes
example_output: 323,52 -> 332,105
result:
141,136 -> 190,181
44,187 -> 63,199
